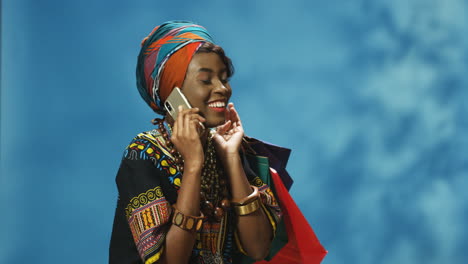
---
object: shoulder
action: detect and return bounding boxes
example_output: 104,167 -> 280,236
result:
120,129 -> 182,189
122,129 -> 172,161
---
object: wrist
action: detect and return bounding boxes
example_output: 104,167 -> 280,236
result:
183,160 -> 203,173
221,152 -> 240,166
231,186 -> 261,216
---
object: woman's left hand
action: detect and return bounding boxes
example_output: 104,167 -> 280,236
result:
212,102 -> 244,159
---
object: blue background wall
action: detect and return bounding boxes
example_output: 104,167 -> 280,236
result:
2,0 -> 468,263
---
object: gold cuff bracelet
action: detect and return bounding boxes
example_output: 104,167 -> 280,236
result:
232,186 -> 262,216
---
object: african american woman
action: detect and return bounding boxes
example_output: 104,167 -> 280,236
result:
109,21 -> 282,264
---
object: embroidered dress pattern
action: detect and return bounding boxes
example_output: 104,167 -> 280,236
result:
127,186 -> 171,259
251,176 -> 282,225
124,130 -> 183,189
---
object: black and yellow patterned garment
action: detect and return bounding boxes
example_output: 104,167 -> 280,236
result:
109,126 -> 282,264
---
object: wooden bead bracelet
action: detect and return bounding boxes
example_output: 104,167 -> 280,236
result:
171,205 -> 204,232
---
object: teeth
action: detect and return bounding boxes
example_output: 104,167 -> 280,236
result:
208,101 -> 225,108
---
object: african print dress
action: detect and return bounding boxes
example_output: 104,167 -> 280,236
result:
109,127 -> 282,264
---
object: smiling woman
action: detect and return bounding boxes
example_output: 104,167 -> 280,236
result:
108,21 -> 281,264
108,21 -> 325,264
180,50 -> 233,128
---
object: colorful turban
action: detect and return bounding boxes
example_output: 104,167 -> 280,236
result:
136,21 -> 214,115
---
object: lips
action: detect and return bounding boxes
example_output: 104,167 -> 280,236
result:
207,100 -> 226,112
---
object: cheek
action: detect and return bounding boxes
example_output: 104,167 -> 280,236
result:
192,87 -> 210,104
183,84 -> 209,107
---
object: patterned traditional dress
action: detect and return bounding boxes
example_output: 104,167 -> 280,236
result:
109,127 -> 282,264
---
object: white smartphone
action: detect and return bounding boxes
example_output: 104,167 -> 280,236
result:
164,87 -> 205,129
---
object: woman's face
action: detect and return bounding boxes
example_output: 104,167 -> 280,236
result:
181,52 -> 232,128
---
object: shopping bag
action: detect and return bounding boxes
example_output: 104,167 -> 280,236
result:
234,138 -> 327,264
255,168 -> 327,264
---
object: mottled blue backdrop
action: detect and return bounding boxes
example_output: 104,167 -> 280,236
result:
2,0 -> 468,263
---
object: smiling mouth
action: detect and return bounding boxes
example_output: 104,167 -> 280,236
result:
207,100 -> 226,112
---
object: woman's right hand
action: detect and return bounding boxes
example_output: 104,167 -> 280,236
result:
170,106 -> 206,170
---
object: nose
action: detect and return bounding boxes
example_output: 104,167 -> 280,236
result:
213,79 -> 230,95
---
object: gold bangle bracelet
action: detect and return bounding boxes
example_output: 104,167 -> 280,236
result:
232,186 -> 262,216
234,198 -> 261,216
171,205 -> 204,232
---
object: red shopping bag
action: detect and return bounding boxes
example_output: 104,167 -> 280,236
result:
256,168 -> 327,264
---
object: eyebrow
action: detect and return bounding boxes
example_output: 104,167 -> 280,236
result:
198,67 -> 227,74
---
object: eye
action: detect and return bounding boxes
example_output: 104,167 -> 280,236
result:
221,79 -> 229,84
201,80 -> 212,85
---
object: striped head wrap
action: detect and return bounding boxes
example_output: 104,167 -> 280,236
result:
136,21 -> 214,115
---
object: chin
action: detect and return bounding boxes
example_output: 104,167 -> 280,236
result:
206,117 -> 226,128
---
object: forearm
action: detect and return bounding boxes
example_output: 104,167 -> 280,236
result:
223,154 -> 273,260
160,164 -> 202,264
